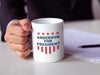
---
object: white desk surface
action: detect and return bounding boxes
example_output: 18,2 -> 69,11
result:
1,20 -> 100,75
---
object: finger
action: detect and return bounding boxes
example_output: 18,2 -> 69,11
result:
15,49 -> 31,58
19,19 -> 32,31
7,41 -> 30,52
7,20 -> 30,36
5,34 -> 28,44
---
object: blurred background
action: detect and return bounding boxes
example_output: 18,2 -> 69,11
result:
92,0 -> 100,19
0,0 -> 100,30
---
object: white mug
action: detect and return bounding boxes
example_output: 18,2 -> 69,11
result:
31,18 -> 64,62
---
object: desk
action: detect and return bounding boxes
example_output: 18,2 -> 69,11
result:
1,20 -> 100,75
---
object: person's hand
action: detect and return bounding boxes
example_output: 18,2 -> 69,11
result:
4,19 -> 32,58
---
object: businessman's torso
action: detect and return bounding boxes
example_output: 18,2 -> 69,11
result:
27,0 -> 93,21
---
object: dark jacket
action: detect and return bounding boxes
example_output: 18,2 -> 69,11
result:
0,0 -> 93,41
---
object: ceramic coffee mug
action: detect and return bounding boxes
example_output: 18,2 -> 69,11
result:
31,18 -> 64,62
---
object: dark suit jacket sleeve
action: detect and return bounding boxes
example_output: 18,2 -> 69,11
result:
0,0 -> 26,41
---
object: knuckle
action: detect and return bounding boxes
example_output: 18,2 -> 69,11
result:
20,29 -> 25,35
20,45 -> 25,51
15,27 -> 24,36
4,34 -> 9,41
19,30 -> 29,36
11,20 -> 19,25
20,37 -> 28,43
7,43 -> 14,51
20,37 -> 25,41
6,26 -> 10,32
18,53 -> 25,58
27,41 -> 30,45
25,31 -> 30,36
19,41 -> 29,51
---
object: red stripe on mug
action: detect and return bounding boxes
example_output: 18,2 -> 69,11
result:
41,47 -> 43,52
53,46 -> 55,52
37,46 -> 39,50
49,47 -> 51,54
45,47 -> 47,54
57,45 -> 59,50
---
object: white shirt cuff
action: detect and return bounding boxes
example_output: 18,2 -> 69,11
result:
7,19 -> 18,28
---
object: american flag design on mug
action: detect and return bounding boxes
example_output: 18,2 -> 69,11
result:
37,32 -> 60,55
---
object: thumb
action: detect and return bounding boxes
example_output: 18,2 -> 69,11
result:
19,19 -> 32,31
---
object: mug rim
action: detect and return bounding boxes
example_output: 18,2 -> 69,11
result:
31,18 -> 63,25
